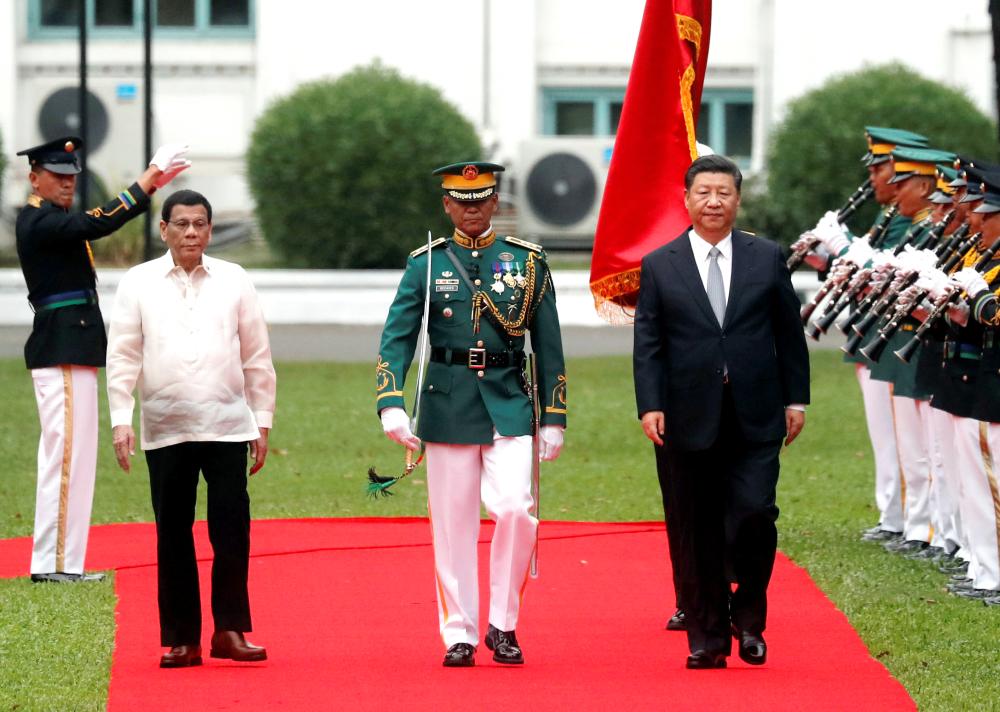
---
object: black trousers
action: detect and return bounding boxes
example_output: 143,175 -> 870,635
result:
654,386 -> 781,655
146,441 -> 252,647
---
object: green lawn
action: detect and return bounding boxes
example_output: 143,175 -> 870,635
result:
0,352 -> 997,710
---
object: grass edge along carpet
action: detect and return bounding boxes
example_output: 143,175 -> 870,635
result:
0,518 -> 915,711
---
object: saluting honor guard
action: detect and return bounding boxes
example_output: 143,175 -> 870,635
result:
15,137 -> 190,583
376,162 -> 567,666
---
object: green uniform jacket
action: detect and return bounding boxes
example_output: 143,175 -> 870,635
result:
376,232 -> 567,445
868,214 -> 931,397
15,183 -> 151,370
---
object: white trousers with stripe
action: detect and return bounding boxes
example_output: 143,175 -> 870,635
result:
892,395 -> 933,543
426,434 -> 537,648
30,366 -> 99,575
856,365 -> 904,532
927,407 -> 964,555
954,419 -> 1000,591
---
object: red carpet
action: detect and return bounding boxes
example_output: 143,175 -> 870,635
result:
0,518 -> 914,711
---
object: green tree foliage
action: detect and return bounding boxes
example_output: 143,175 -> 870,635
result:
740,63 -> 999,246
247,62 -> 482,268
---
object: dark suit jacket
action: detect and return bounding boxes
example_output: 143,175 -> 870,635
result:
16,184 -> 149,369
633,228 -> 810,451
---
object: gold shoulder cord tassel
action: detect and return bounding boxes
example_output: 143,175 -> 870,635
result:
473,252 -> 542,336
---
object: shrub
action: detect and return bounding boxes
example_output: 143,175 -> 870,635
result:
247,62 -> 482,268
740,63 -> 999,246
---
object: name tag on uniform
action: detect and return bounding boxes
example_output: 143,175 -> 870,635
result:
435,278 -> 459,293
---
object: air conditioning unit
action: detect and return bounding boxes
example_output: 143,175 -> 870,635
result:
518,137 -> 614,249
17,77 -> 146,201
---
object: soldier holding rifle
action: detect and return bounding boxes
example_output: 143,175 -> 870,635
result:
376,162 -> 567,667
804,127 -> 928,545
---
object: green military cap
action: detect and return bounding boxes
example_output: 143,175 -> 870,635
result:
863,126 -> 928,166
888,147 -> 956,184
433,161 -> 505,202
972,170 -> 1000,214
16,136 -> 84,175
929,165 -> 959,204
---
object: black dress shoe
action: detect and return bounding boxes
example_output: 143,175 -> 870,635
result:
885,539 -> 928,555
686,649 -> 727,669
861,526 -> 902,543
732,627 -> 767,665
665,608 -> 686,631
160,645 -> 203,668
904,545 -> 944,561
485,624 -> 524,664
30,572 -> 105,583
443,642 -> 476,667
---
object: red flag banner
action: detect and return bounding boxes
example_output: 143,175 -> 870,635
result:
589,0 -> 712,323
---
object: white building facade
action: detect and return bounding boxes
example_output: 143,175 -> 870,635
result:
0,0 -> 994,243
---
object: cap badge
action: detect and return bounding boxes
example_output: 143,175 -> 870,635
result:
462,164 -> 479,181
64,141 -> 75,152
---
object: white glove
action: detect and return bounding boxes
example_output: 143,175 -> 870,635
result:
914,268 -> 951,300
538,425 -> 564,462
149,143 -> 190,171
950,268 -> 989,297
842,238 -> 873,267
380,407 -> 421,451
895,284 -> 923,313
149,144 -> 192,189
803,251 -> 831,272
813,211 -> 851,255
946,300 -> 971,327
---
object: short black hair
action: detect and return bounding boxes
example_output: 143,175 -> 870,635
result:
161,189 -> 212,223
684,155 -> 743,192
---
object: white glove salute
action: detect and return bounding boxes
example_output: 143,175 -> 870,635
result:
149,143 -> 192,188
380,407 -> 421,451
950,268 -> 989,297
538,425 -> 564,462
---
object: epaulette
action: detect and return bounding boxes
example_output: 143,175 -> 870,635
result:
26,195 -> 43,208
504,236 -> 544,253
410,237 -> 447,257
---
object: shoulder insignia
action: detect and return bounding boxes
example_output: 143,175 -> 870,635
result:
27,195 -> 43,208
504,236 -> 544,253
410,237 -> 447,257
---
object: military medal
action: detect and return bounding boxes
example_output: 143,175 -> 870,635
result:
514,262 -> 526,287
491,262 -> 505,294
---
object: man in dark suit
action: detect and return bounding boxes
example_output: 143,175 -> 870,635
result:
633,154 -> 810,669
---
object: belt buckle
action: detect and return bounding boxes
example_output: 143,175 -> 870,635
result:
468,347 -> 486,370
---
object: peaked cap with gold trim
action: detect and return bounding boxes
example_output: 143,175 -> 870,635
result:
862,126 -> 927,166
433,161 -> 505,202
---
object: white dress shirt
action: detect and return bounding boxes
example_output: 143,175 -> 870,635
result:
107,253 -> 276,450
688,229 -> 732,302
687,229 -> 805,413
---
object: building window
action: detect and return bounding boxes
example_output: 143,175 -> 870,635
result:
541,88 -> 625,137
697,88 -> 754,167
30,0 -> 254,38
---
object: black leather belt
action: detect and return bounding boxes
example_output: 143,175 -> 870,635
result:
30,288 -> 98,313
430,346 -> 525,370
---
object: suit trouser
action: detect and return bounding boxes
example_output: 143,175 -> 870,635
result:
953,419 -> 1000,591
425,434 -> 536,647
30,365 -> 99,575
145,441 -> 252,647
891,395 -> 932,543
855,365 -> 904,533
655,386 -> 781,655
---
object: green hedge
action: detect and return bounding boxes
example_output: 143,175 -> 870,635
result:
247,62 -> 482,268
740,63 -> 1000,246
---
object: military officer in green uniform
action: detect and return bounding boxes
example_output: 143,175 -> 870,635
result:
16,136 -> 190,582
376,162 -> 566,667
